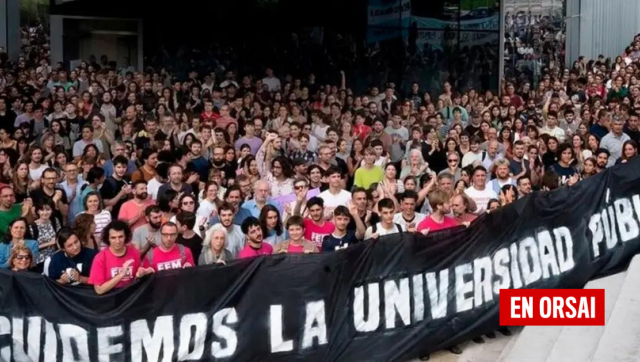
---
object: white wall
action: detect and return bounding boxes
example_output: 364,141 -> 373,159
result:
579,0 -> 640,60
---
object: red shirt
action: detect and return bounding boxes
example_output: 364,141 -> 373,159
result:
88,245 -> 141,289
238,242 -> 274,259
304,219 -> 335,249
353,124 -> 372,141
143,244 -> 195,271
200,111 -> 220,125
118,199 -> 155,231
216,116 -> 238,130
417,215 -> 459,232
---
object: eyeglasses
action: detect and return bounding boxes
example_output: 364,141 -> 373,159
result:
65,169 -> 78,173
182,201 -> 194,205
16,255 -> 30,260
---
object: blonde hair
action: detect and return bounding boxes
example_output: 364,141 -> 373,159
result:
202,224 -> 229,264
9,245 -> 33,270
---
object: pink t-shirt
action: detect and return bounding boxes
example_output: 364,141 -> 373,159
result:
238,243 -> 274,259
417,215 -> 459,232
288,243 -> 305,254
143,245 -> 195,271
304,219 -> 335,249
118,199 -> 155,231
88,245 -> 141,289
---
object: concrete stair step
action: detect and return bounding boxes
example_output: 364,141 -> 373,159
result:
408,327 -> 521,362
544,271 -> 626,362
591,256 -> 640,362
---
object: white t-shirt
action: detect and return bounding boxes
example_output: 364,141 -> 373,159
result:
197,199 -> 217,220
319,189 -> 352,217
462,151 -> 484,168
364,222 -> 406,240
29,164 -> 48,181
393,212 -> 427,229
148,178 -> 163,201
464,186 -> 498,214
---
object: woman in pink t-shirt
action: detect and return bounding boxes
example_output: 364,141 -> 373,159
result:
274,216 -> 319,254
89,220 -> 154,295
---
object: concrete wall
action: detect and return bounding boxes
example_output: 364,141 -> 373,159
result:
49,15 -> 143,71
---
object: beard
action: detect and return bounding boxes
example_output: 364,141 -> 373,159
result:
136,193 -> 148,200
149,220 -> 162,230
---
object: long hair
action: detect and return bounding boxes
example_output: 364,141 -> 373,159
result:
11,161 -> 31,196
259,204 -> 284,237
158,189 -> 178,213
73,213 -> 95,246
272,156 -> 294,179
202,224 -> 228,264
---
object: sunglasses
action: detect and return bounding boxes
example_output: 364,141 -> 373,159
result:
448,159 -> 458,163
294,185 -> 307,190
16,255 -> 30,261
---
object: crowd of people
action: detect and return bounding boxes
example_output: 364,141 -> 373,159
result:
0,22 -> 639,360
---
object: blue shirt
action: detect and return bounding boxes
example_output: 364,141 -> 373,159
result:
191,156 -> 211,182
47,247 -> 97,280
264,229 -> 289,247
0,240 -> 39,268
241,200 -> 282,218
590,124 -> 609,140
59,177 -> 88,224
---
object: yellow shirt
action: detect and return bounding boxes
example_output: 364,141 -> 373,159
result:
354,166 -> 384,189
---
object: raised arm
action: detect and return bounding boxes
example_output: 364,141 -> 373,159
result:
256,133 -> 277,177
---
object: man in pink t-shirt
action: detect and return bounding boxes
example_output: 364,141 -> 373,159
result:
417,189 -> 460,234
304,197 -> 335,249
118,181 -> 155,231
143,222 -> 195,271
89,220 -> 155,295
238,217 -> 273,259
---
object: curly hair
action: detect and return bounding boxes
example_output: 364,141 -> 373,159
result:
101,220 -> 132,246
73,213 -> 95,247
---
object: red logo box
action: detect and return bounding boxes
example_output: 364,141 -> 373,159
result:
499,289 -> 605,326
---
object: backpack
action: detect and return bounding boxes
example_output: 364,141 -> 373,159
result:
29,118 -> 50,132
145,244 -> 186,266
29,218 -> 60,241
371,222 -> 403,235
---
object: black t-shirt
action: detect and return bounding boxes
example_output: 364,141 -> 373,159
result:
624,126 -> 640,146
0,111 -> 17,132
551,163 -> 578,186
211,162 -> 236,182
347,211 -> 379,239
322,231 -> 359,252
135,130 -> 167,151
177,233 -> 203,263
464,124 -> 482,137
542,151 -> 558,169
29,187 -> 68,226
100,176 -> 129,218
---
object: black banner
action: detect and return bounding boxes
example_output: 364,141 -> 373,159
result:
2,158 -> 640,362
